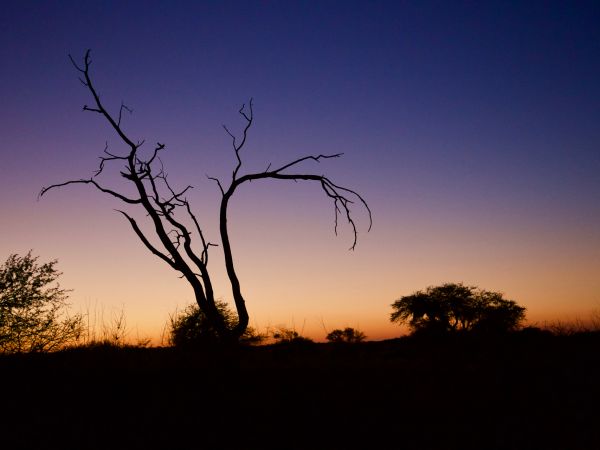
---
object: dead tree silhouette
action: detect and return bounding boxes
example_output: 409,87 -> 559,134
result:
40,50 -> 371,342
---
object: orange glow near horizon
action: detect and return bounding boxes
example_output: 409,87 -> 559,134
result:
7,194 -> 595,345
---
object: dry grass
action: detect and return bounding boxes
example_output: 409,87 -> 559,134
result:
70,303 -> 150,349
536,310 -> 600,336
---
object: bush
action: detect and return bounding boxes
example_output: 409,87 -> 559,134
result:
326,327 -> 366,343
270,326 -> 314,345
169,300 -> 263,347
0,252 -> 83,353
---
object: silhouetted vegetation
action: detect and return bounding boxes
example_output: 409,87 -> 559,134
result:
1,327 -> 598,450
0,250 -> 590,449
326,327 -> 366,343
0,252 -> 82,353
169,300 -> 264,348
75,304 -> 152,349
0,262 -> 598,449
391,283 -> 526,336
270,326 -> 314,345
39,50 -> 371,343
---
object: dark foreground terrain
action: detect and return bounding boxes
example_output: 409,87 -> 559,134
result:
1,331 -> 599,450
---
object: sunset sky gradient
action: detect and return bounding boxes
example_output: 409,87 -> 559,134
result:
1,1 -> 599,341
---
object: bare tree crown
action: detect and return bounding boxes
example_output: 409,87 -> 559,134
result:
40,50 -> 371,341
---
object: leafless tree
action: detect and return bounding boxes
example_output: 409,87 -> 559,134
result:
40,50 -> 372,342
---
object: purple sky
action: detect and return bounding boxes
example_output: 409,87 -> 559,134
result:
1,1 -> 599,341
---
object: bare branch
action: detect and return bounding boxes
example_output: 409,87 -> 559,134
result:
145,175 -> 203,275
147,142 -> 165,167
271,153 -> 342,174
94,142 -> 129,177
166,185 -> 193,204
222,125 -> 236,147
117,102 -> 133,127
184,201 -> 214,265
232,168 -> 372,250
116,210 -> 177,269
239,99 -> 253,122
168,229 -> 186,249
39,179 -> 142,204
155,171 -> 193,205
207,175 -> 224,195
144,172 -> 215,296
83,105 -> 102,114
72,51 -> 138,154
223,98 -> 254,181
68,53 -> 85,73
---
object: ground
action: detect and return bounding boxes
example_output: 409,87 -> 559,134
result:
1,331 -> 598,450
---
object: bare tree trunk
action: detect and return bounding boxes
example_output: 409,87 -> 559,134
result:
219,192 -> 249,340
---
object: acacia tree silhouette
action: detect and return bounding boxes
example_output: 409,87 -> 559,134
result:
390,283 -> 526,335
40,50 -> 371,342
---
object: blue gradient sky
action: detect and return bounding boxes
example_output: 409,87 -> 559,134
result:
1,1 -> 599,341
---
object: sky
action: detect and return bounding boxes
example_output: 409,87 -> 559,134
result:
1,1 -> 599,342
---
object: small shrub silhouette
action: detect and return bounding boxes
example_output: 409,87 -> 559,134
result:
326,327 -> 366,343
169,300 -> 263,347
271,326 -> 313,344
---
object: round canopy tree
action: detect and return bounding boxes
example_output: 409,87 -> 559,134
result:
390,283 -> 526,335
